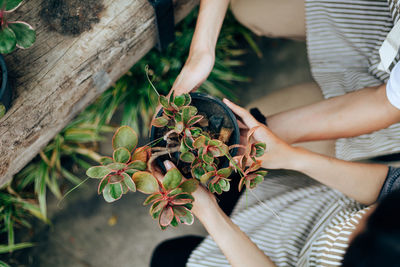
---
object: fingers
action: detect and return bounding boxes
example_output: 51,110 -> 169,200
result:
163,160 -> 175,171
223,98 -> 260,129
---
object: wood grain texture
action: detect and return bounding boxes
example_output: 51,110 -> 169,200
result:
0,0 -> 199,186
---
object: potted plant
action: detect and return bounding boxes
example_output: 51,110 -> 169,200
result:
0,0 -> 36,118
86,93 -> 267,229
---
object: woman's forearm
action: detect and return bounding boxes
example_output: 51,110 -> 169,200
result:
191,0 -> 230,53
197,204 -> 275,267
268,84 -> 400,144
287,147 -> 388,205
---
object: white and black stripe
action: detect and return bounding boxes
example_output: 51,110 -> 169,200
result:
187,171 -> 362,266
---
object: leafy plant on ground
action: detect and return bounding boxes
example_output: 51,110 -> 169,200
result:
0,0 -> 36,54
86,93 -> 267,229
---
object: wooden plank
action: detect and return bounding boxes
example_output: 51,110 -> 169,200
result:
0,0 -> 199,186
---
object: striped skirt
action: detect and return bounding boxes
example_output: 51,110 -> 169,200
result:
187,171 -> 362,266
187,1 -> 395,266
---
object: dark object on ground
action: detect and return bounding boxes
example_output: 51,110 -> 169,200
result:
0,55 -> 12,111
40,0 -> 104,36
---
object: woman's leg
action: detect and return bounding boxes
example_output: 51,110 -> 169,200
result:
230,0 -> 306,40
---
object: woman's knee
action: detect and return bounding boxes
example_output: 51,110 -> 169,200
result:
230,0 -> 306,40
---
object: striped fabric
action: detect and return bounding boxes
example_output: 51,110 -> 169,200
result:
306,208 -> 369,266
306,0 -> 400,161
187,171 -> 364,266
186,1 -> 399,266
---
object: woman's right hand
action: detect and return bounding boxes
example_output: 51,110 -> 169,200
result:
171,49 -> 215,95
223,99 -> 299,170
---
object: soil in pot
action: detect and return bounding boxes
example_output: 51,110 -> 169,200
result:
151,93 -> 240,177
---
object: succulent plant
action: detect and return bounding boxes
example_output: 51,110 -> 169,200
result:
0,0 -> 36,54
143,168 -> 198,229
87,94 -> 267,229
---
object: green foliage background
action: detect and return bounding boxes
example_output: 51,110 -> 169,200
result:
0,9 -> 259,265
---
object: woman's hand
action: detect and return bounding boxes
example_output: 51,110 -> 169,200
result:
153,160 -> 219,222
223,99 -> 298,170
171,49 -> 215,95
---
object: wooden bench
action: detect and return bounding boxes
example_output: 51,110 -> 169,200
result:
0,0 -> 198,186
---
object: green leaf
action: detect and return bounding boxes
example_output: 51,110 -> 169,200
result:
255,170 -> 268,177
0,104 -> 5,119
112,126 -> 138,152
214,183 -> 222,194
150,200 -> 167,217
159,95 -> 169,108
203,152 -> 214,165
217,167 -> 232,178
174,95 -> 185,107
8,22 -> 36,49
159,206 -> 174,227
253,174 -> 264,184
103,183 -> 122,203
162,168 -> 182,190
193,136 -> 206,148
127,160 -> 147,171
113,147 -> 131,163
167,188 -> 183,197
98,176 -> 109,194
0,242 -> 33,254
86,166 -> 111,179
219,179 -> 230,192
188,106 -> 198,117
170,216 -> 179,227
181,107 -> 191,124
152,116 -> 169,127
0,0 -> 22,11
106,163 -> 126,171
187,115 -> 203,126
143,193 -> 162,205
179,207 -> 194,225
0,27 -> 16,54
183,94 -> 191,106
122,173 -> 136,192
199,171 -> 214,184
178,179 -> 199,193
0,260 -> 11,267
184,136 -> 194,149
179,151 -> 195,163
192,165 -> 205,180
132,171 -> 159,194
100,156 -> 114,165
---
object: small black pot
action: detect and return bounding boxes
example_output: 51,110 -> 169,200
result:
0,55 -> 12,111
150,92 -> 240,175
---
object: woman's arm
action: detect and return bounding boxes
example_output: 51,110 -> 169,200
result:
159,161 -> 275,267
224,99 -> 389,205
290,147 -> 388,205
172,0 -> 230,95
267,84 -> 400,144
196,201 -> 276,267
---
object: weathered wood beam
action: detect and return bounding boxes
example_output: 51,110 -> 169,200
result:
0,0 -> 199,186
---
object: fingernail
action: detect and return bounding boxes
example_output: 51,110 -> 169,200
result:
163,160 -> 174,170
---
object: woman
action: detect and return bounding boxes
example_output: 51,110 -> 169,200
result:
151,0 -> 400,266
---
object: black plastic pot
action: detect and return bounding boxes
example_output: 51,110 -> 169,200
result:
0,55 -> 11,111
150,92 -> 240,175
